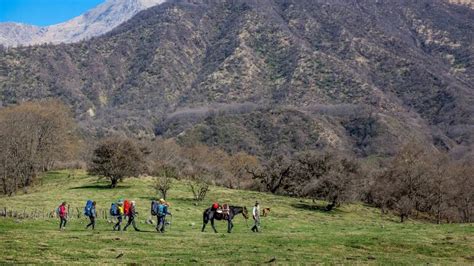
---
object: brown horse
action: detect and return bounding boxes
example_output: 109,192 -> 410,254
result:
202,206 -> 248,233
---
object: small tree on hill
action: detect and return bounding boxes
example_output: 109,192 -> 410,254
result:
88,137 -> 145,188
151,165 -> 177,200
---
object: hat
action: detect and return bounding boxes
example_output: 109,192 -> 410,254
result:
159,199 -> 165,203
131,201 -> 136,206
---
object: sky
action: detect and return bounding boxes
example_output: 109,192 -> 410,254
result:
0,0 -> 105,26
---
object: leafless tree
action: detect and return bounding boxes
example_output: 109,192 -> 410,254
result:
0,100 -> 78,195
247,155 -> 292,194
152,176 -> 173,200
295,152 -> 361,210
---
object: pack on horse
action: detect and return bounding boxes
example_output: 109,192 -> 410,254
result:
202,204 -> 249,233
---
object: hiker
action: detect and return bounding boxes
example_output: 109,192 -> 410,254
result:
251,201 -> 260,232
112,201 -> 124,231
124,201 -> 140,231
156,199 -> 171,233
58,201 -> 68,231
85,201 -> 97,230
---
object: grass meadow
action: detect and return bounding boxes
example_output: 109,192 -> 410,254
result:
0,170 -> 472,264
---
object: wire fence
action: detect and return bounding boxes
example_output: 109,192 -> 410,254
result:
0,206 -> 116,220
0,206 -> 163,226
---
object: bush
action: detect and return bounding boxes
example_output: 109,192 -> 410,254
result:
88,137 -> 145,188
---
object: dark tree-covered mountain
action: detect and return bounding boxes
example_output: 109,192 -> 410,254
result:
0,0 -> 473,158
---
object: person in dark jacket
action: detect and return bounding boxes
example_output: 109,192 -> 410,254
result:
124,201 -> 140,231
58,201 -> 68,231
86,201 -> 97,230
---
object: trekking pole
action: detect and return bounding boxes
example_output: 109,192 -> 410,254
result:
168,214 -> 173,231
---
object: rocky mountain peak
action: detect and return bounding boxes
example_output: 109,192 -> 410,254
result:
0,0 -> 166,47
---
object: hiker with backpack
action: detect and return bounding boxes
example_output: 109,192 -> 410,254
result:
251,201 -> 260,232
84,200 -> 97,230
57,201 -> 68,231
156,199 -> 171,233
111,201 -> 124,231
123,201 -> 140,232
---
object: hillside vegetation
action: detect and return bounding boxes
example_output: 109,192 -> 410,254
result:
0,0 -> 473,158
0,171 -> 473,264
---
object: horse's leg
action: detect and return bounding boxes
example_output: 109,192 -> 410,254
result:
227,219 -> 233,233
211,218 -> 218,233
202,212 -> 208,232
228,214 -> 234,233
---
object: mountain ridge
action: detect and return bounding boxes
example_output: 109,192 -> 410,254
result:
0,0 -> 166,47
0,0 -> 473,158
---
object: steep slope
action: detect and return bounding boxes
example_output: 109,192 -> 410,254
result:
0,0 -> 473,157
0,0 -> 166,47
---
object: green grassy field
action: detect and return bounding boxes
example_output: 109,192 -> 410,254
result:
0,170 -> 472,264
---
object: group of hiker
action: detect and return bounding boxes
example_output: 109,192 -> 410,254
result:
56,200 -> 263,233
110,199 -> 143,232
56,198 -> 172,233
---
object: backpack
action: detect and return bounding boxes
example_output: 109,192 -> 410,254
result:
123,200 -> 130,216
110,203 -> 119,216
55,206 -> 60,216
158,204 -> 166,216
151,201 -> 158,216
84,200 -> 93,216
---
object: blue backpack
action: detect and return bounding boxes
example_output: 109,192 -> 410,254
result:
158,204 -> 166,216
110,203 -> 119,216
151,201 -> 158,216
84,200 -> 93,216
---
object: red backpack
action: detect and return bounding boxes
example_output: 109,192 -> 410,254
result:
123,200 -> 130,215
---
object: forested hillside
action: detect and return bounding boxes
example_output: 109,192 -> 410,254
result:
0,0 -> 473,158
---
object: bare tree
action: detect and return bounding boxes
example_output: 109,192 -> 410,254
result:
371,143 -> 434,222
450,163 -> 474,223
189,177 -> 210,201
295,152 -> 361,210
248,155 -> 292,194
152,176 -> 173,200
0,100 -> 78,195
228,152 -> 259,189
151,162 -> 177,200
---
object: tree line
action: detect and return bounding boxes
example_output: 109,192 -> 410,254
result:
0,100 -> 78,195
0,101 -> 472,223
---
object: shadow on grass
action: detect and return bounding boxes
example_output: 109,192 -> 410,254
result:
139,196 -> 202,205
138,196 -> 156,201
69,184 -> 131,190
291,203 -> 344,214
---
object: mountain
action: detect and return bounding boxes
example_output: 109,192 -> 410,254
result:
0,0 -> 166,47
0,0 -> 473,158
449,0 -> 473,8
